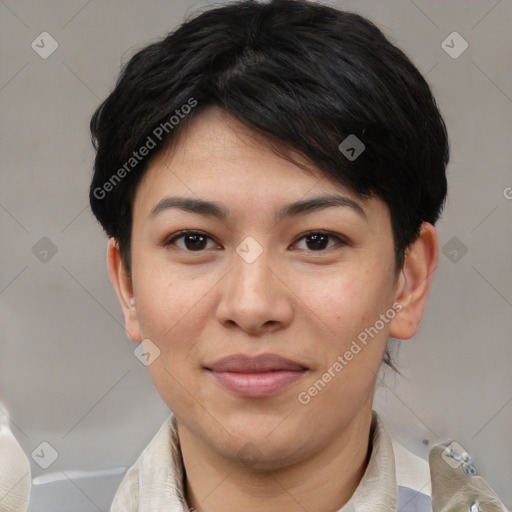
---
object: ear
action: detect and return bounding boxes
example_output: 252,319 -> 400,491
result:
389,222 -> 439,340
107,238 -> 142,342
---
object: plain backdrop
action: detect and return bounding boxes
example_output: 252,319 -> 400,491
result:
1,0 -> 511,507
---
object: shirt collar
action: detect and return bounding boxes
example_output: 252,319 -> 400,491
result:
165,410 -> 397,512
336,410 -> 397,511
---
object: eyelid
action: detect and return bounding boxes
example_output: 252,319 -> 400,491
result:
163,229 -> 348,252
163,229 -> 220,250
291,230 -> 347,250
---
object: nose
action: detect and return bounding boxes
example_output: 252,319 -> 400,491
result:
215,246 -> 295,336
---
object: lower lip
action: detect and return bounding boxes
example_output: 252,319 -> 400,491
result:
208,369 -> 307,397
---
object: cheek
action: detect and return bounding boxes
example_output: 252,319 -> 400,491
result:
295,267 -> 390,341
135,269 -> 207,410
135,257 -> 206,340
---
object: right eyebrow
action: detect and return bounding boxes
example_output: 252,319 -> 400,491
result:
147,193 -> 367,222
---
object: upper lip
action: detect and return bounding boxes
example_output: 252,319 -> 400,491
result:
206,353 -> 308,373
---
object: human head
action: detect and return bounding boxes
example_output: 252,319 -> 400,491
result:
88,0 -> 449,475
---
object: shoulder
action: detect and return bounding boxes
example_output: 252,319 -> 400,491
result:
392,437 -> 510,512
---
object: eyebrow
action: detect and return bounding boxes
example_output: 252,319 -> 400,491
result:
147,193 -> 367,222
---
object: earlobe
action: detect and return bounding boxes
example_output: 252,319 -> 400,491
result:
389,223 -> 439,340
106,238 -> 142,342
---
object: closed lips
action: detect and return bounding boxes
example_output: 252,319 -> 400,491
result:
206,353 -> 308,373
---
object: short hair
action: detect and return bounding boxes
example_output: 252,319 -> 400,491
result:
89,0 -> 449,290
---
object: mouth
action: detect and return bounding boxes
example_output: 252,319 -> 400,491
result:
204,353 -> 309,398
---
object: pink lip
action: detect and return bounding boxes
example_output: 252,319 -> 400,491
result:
205,354 -> 308,397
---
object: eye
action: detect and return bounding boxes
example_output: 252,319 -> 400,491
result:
292,231 -> 346,252
164,230 -> 219,252
163,230 -> 346,253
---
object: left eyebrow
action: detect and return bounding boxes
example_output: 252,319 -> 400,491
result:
147,193 -> 367,222
276,194 -> 366,221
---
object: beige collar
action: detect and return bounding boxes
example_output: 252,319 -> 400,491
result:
112,411 -> 400,511
173,411 -> 397,511
336,410 -> 397,511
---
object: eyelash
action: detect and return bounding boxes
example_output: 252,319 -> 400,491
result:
163,229 -> 347,253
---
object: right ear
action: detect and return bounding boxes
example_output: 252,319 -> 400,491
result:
107,238 -> 142,342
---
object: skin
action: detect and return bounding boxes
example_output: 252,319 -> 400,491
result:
107,107 -> 439,511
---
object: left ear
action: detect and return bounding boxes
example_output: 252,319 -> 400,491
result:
389,222 -> 439,340
107,237 -> 143,343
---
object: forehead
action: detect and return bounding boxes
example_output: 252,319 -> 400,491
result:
132,107 -> 388,228
136,109 -> 339,199
143,107 -> 324,184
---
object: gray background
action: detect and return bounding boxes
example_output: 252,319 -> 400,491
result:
1,0 -> 511,509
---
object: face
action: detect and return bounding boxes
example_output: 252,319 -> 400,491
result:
119,107 -> 403,469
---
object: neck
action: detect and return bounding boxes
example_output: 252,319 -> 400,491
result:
177,406 -> 373,512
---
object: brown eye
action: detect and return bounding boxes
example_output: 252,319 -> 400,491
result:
292,231 -> 345,251
165,230 -> 217,251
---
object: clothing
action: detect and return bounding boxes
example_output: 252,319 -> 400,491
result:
0,405 -> 32,512
110,411 -> 508,512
